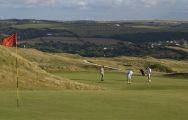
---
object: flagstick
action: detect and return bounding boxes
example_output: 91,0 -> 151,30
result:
16,33 -> 20,108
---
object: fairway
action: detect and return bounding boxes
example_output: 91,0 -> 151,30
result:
0,72 -> 188,120
52,71 -> 188,90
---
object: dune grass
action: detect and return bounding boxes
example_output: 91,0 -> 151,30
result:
0,46 -> 100,90
15,48 -> 188,73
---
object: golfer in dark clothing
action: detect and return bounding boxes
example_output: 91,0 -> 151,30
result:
140,69 -> 145,76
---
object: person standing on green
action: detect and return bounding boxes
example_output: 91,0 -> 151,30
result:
127,69 -> 133,84
146,67 -> 152,83
100,66 -> 105,81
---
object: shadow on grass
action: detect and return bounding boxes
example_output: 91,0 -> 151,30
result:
125,85 -> 188,90
165,73 -> 188,79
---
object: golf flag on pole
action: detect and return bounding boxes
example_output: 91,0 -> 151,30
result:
2,33 -> 20,108
2,33 -> 17,47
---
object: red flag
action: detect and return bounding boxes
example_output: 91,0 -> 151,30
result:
2,33 -> 17,47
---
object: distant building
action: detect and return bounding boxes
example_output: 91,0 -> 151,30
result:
32,20 -> 39,23
115,24 -> 120,27
47,33 -> 53,36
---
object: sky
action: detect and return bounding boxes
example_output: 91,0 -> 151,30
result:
0,0 -> 188,21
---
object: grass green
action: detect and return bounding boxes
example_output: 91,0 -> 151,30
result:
1,71 -> 188,120
52,71 -> 188,90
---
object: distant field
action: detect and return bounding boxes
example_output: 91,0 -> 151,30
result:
20,36 -> 128,45
2,19 -> 188,59
1,72 -> 188,120
6,19 -> 188,36
131,25 -> 165,29
11,23 -> 61,29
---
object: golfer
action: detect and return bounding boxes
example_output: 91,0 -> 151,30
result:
140,69 -> 145,76
100,66 -> 105,81
146,67 -> 152,82
127,69 -> 133,84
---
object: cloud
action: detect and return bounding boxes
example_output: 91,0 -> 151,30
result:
0,0 -> 187,9
23,0 -> 58,5
0,0 -> 60,7
0,0 -> 157,8
0,0 -> 188,20
141,0 -> 159,8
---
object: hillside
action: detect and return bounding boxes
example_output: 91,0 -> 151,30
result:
12,47 -> 188,73
1,19 -> 188,59
0,46 -> 100,90
167,46 -> 188,53
1,19 -> 188,40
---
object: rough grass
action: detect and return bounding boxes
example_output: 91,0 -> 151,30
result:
15,48 -> 188,73
0,46 -> 100,90
12,48 -> 86,72
166,73 -> 188,79
86,56 -> 188,73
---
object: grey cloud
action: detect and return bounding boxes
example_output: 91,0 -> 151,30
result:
0,0 -> 187,9
0,0 -> 188,20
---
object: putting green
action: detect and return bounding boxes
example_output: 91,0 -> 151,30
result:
0,72 -> 188,120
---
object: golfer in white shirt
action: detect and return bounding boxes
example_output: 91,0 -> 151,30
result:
146,67 -> 152,83
100,66 -> 105,81
127,69 -> 133,84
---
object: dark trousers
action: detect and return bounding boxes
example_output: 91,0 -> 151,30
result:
101,74 -> 104,81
